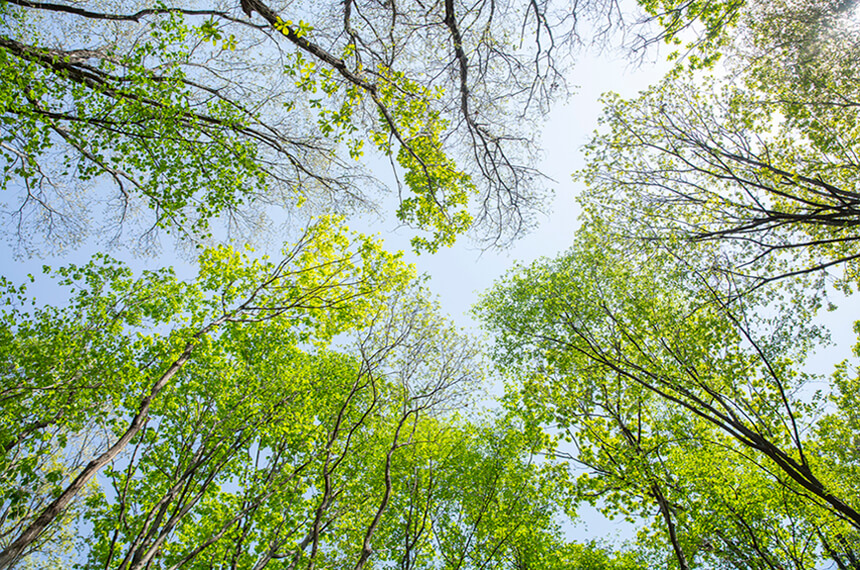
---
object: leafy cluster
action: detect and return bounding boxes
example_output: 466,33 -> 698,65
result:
6,0 -> 860,568
0,215 -> 591,569
477,0 -> 860,568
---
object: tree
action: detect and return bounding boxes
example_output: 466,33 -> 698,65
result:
476,223 -> 860,568
0,215 -> 590,569
480,2 -> 860,564
0,215 -> 410,567
578,72 -> 860,296
578,0 -> 860,294
0,0 -> 589,253
1,0 -> 764,254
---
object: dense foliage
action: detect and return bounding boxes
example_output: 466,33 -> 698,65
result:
0,0 -> 583,252
4,0 -> 860,568
479,1 -> 860,569
478,224 -> 860,569
0,217 -> 579,569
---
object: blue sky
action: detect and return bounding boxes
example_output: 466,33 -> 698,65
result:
3,31 -> 856,549
350,51 -> 673,331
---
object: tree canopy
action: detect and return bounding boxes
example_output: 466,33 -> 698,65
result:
476,0 -> 860,568
5,0 -> 860,568
579,0 -> 860,294
0,216 -> 583,569
0,0 -> 585,252
0,0 -> 754,253
478,222 -> 860,569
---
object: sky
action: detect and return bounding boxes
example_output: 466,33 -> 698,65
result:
0,40 -> 674,543
353,51 -> 674,332
0,45 -> 670,320
3,19 -> 855,547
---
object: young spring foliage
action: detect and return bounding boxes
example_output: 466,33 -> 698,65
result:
0,215 -> 595,569
477,223 -> 860,569
579,0 -> 860,295
0,0 -> 577,252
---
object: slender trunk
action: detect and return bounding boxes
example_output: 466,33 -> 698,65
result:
652,483 -> 690,570
0,326 -> 215,570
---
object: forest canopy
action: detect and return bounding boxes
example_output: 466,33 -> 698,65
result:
479,0 -> 860,568
0,0 -> 581,253
3,0 -> 860,568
